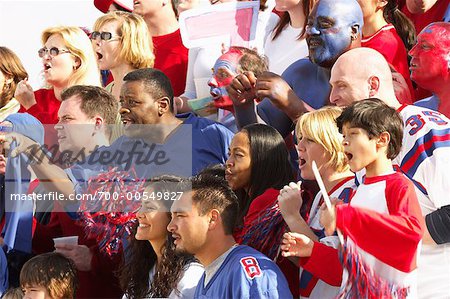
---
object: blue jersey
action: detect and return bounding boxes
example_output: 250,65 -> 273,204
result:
194,245 -> 293,299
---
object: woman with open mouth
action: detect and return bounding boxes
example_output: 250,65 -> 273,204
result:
278,106 -> 356,298
91,11 -> 154,141
15,26 -> 101,127
225,123 -> 299,297
14,26 -> 101,148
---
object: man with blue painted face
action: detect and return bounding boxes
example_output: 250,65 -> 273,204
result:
227,0 -> 364,137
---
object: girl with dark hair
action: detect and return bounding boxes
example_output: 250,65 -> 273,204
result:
358,0 -> 416,102
263,0 -> 317,74
120,176 -> 203,299
225,123 -> 299,297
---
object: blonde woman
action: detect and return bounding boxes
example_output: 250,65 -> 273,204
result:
15,26 -> 101,125
92,11 -> 154,101
278,106 -> 356,298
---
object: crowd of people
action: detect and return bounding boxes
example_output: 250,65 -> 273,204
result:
0,0 -> 449,298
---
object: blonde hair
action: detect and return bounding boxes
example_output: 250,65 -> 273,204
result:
93,11 -> 154,69
42,26 -> 101,87
296,106 -> 348,173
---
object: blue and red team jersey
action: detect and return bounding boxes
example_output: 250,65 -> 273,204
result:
395,105 -> 450,298
298,176 -> 356,298
194,245 -> 293,299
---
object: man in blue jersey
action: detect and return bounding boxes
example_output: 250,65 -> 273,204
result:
168,171 -> 292,299
3,68 -> 234,198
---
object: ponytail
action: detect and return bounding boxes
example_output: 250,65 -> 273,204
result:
384,0 -> 416,50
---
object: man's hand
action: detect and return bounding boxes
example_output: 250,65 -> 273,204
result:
255,72 -> 292,107
14,79 -> 36,110
281,232 -> 314,258
255,72 -> 306,120
226,71 -> 258,107
278,182 -> 303,220
0,132 -> 40,158
55,244 -> 93,271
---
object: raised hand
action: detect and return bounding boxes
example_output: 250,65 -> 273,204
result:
281,232 -> 314,258
226,71 -> 258,107
0,132 -> 40,159
278,181 -> 303,220
14,78 -> 36,110
55,244 -> 93,271
319,198 -> 342,236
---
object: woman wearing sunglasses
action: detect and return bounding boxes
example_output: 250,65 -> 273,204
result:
92,11 -> 154,101
14,26 -> 101,127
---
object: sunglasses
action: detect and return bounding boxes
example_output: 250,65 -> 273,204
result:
38,47 -> 71,58
90,31 -> 120,41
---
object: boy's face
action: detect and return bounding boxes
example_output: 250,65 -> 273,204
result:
342,124 -> 378,173
23,285 -> 53,299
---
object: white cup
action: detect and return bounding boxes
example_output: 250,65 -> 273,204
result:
53,236 -> 78,247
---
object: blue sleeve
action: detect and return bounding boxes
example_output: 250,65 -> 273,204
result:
0,249 -> 8,295
65,165 -> 101,196
256,99 -> 294,138
414,96 -> 439,111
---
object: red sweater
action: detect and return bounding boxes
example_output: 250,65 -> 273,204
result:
152,29 -> 189,97
361,24 -> 415,104
400,0 -> 450,35
33,203 -> 123,298
19,88 -> 60,148
19,89 -> 60,125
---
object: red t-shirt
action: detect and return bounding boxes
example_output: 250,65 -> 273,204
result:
400,0 -> 450,34
19,88 -> 60,125
19,88 -> 60,148
361,24 -> 415,104
152,29 -> 189,97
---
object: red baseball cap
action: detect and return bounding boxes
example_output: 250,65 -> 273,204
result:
94,0 -> 133,13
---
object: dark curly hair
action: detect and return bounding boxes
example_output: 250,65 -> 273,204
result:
119,223 -> 195,298
118,175 -> 197,298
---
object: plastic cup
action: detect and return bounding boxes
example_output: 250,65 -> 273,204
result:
53,236 -> 79,247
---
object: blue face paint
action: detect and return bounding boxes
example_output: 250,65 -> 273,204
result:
306,0 -> 363,68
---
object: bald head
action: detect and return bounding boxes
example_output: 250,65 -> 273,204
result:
329,48 -> 397,107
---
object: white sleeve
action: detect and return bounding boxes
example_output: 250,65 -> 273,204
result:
415,147 -> 450,209
169,262 -> 204,299
180,48 -> 200,100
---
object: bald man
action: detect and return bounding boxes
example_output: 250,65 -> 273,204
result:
228,0 -> 363,136
331,47 -> 450,299
411,22 -> 450,118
